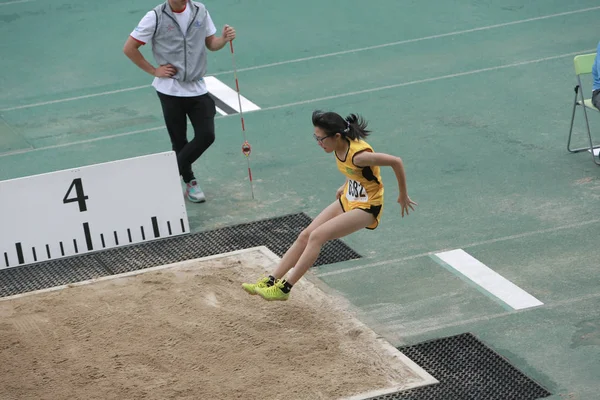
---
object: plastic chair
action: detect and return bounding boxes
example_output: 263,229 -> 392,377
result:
567,53 -> 600,165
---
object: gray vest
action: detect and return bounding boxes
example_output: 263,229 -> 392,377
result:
151,1 -> 208,82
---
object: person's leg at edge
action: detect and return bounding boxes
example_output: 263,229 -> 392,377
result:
255,208 -> 375,301
179,94 -> 216,168
178,94 -> 216,202
157,92 -> 194,182
241,200 -> 344,295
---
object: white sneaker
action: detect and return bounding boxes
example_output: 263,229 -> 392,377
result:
186,180 -> 206,203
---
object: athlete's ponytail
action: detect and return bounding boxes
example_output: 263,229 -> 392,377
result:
343,113 -> 370,140
312,110 -> 371,139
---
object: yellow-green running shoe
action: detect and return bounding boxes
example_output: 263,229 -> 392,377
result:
242,276 -> 272,295
255,280 -> 290,301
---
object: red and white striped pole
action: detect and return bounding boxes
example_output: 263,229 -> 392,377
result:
229,40 -> 255,200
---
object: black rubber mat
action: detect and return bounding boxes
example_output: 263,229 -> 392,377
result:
0,213 -> 361,298
98,212 -> 361,275
367,333 -> 551,400
0,254 -> 109,298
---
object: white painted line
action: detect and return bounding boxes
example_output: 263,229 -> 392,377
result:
204,76 -> 260,112
228,6 -> 600,75
0,85 -> 150,112
0,49 -> 591,159
0,126 -> 165,157
0,0 -> 32,5
1,6 -> 598,112
382,290 -> 600,339
258,50 -> 593,113
435,249 -> 543,310
316,217 -> 600,278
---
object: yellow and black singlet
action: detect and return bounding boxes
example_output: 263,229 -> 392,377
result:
336,138 -> 384,229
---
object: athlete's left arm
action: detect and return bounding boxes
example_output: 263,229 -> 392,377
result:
353,152 -> 417,216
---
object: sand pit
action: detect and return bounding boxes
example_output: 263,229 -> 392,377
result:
0,247 -> 436,400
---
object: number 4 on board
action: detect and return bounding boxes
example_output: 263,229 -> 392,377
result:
63,178 -> 89,212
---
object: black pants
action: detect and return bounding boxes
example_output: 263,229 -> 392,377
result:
157,91 -> 216,183
593,89 -> 600,110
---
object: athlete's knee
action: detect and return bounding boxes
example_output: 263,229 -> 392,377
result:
307,229 -> 330,246
297,228 -> 312,245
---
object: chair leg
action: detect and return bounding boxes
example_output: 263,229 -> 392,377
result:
581,101 -> 600,165
567,85 -> 580,153
567,85 -> 600,165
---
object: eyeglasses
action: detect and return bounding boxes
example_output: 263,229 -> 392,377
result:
313,134 -> 333,144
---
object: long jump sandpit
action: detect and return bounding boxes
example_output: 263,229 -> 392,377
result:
0,246 -> 437,400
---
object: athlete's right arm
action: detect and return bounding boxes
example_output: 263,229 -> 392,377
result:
336,178 -> 348,199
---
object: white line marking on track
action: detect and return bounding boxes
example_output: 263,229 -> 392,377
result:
257,50 -> 592,113
316,217 -> 600,277
205,76 -> 260,113
387,290 -> 600,339
434,249 -> 543,310
0,85 -> 150,112
0,49 -> 591,158
0,0 -> 32,6
225,6 -> 600,75
1,6 -> 598,112
0,126 -> 165,157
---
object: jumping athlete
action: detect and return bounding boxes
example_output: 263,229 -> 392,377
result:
242,110 -> 417,301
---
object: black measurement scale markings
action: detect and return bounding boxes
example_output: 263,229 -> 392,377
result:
83,222 -> 93,251
151,217 -> 160,238
2,176 -> 191,269
3,217 -> 187,269
15,243 -> 24,264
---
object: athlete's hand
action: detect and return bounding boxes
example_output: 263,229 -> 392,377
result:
222,25 -> 236,41
336,185 -> 344,199
154,64 -> 176,78
398,194 -> 417,217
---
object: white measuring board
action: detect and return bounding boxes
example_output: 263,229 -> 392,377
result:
0,151 -> 189,269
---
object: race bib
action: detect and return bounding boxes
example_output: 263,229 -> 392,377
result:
346,179 -> 369,202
